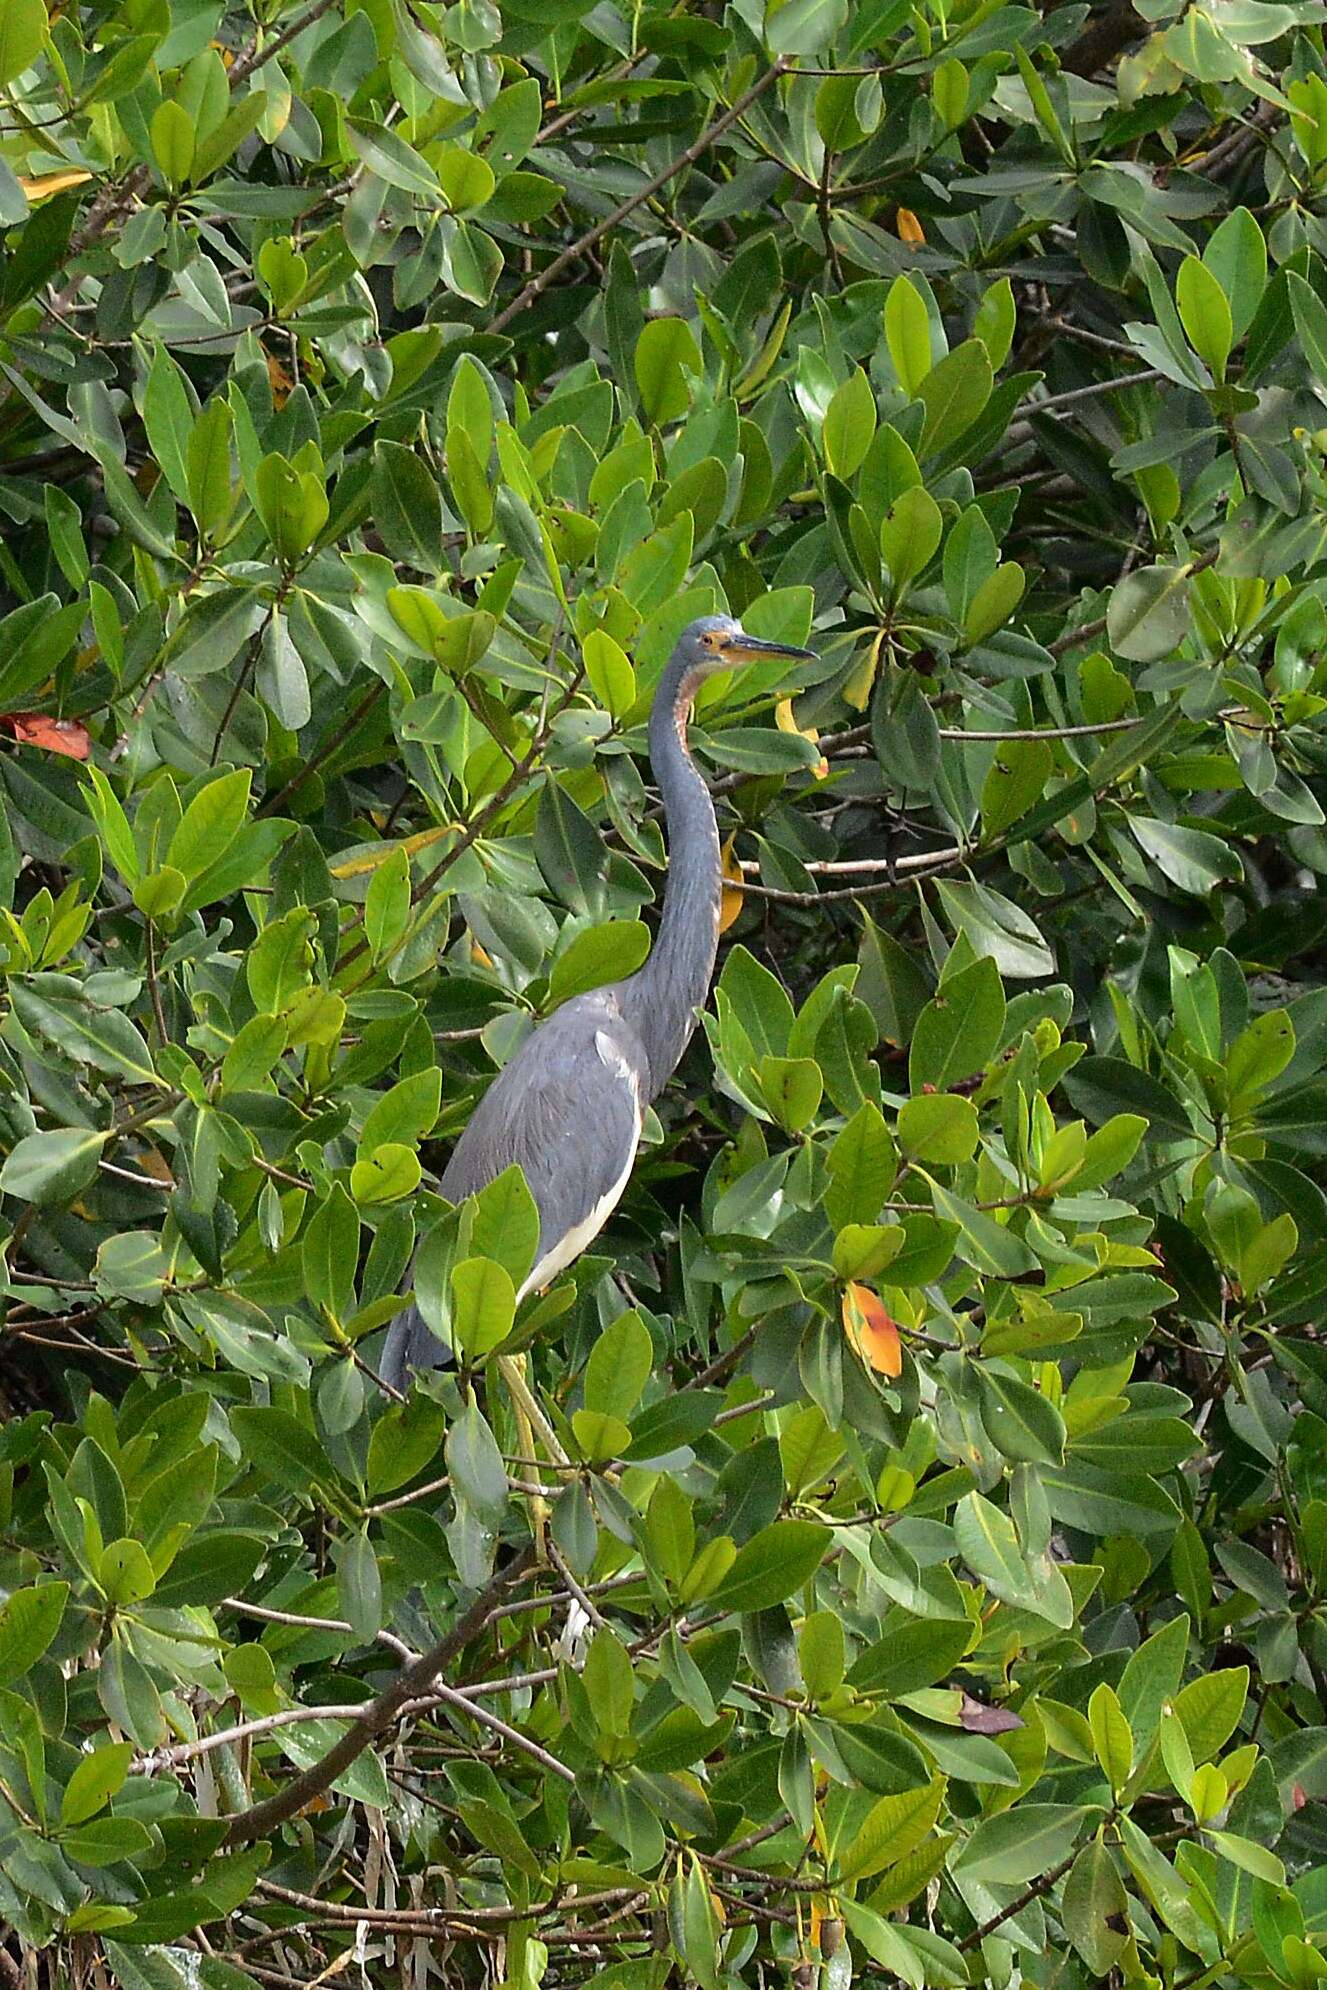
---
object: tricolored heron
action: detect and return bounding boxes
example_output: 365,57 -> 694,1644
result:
381,614 -> 817,1391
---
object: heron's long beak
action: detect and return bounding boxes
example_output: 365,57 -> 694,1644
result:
717,634 -> 818,665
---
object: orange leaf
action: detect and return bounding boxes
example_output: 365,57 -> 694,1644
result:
897,208 -> 926,246
0,714 -> 90,760
719,832 -> 744,934
842,1281 -> 902,1376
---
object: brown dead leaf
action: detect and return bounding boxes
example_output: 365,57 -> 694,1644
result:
266,348 -> 295,409
959,1691 -> 1024,1735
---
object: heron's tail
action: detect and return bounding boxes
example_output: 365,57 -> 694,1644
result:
380,1301 -> 451,1394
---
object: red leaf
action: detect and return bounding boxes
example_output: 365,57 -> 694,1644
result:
1,714 -> 91,760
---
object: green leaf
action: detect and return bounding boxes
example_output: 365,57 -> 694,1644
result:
823,367 -> 877,479
980,737 -> 1052,838
885,275 -> 933,396
635,317 -> 702,426
1176,255 -> 1232,379
976,1367 -> 1067,1465
935,878 -> 1054,979
0,1582 -> 68,1686
909,955 -> 1006,1092
708,1520 -> 830,1611
954,1491 -> 1070,1624
446,1397 -> 509,1526
0,0 -> 46,85
451,1257 -> 516,1356
919,340 -> 993,455
953,1802 -> 1086,1883
585,1310 -> 653,1420
1087,1682 -> 1133,1794
83,766 -> 140,886
303,1185 -> 360,1321
880,485 -> 942,597
549,920 -> 650,1005
350,1143 -> 421,1204
897,1092 -> 979,1164
1062,1056 -> 1194,1139
1062,1839 -> 1131,1974
758,1054 -> 823,1132
151,100 -> 196,187
167,769 -> 251,884
469,1164 -> 540,1290
61,1742 -> 133,1827
1107,565 -> 1192,662
11,981 -> 156,1085
584,1627 -> 635,1735
1204,205 -> 1266,339
837,1780 -> 944,1881
347,117 -> 441,197
0,1128 -> 109,1205
142,345 -> 195,509
1130,816 -> 1241,895
1172,1667 -> 1248,1762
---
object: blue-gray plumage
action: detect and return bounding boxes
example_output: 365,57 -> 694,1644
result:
380,614 -> 816,1391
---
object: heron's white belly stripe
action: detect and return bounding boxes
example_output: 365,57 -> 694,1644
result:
517,1126 -> 640,1304
517,1041 -> 642,1305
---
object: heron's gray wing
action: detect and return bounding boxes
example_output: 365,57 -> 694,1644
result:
380,993 -> 647,1390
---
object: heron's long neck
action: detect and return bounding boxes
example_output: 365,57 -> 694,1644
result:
623,658 -> 721,1098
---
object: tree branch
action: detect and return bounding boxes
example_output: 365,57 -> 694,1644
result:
221,1543 -> 537,1844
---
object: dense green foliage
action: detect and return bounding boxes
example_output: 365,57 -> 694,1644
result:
5,0 -> 1327,1980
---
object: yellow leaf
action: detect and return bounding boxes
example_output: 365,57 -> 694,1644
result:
328,825 -> 451,881
897,207 -> 926,246
18,169 -> 93,202
842,1282 -> 902,1376
775,698 -> 828,780
843,630 -> 888,712
719,833 -> 744,935
470,935 -> 494,968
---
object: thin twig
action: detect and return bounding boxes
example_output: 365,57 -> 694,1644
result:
428,1679 -> 576,1782
489,63 -> 789,334
257,678 -> 386,818
958,1846 -> 1080,1950
229,0 -> 345,83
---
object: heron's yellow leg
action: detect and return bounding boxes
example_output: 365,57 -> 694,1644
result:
498,1351 -> 570,1565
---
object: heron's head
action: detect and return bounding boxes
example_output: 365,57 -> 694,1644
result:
678,614 -> 817,681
